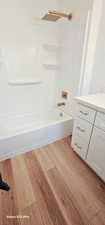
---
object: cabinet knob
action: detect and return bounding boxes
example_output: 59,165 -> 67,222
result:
77,126 -> 85,133
80,111 -> 88,116
74,143 -> 82,150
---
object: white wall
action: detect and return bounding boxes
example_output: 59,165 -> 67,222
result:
0,0 -> 59,123
56,1 -> 90,117
80,0 -> 103,95
0,0 -> 91,126
89,0 -> 105,94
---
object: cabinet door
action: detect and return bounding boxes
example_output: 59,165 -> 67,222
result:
95,112 -> 105,131
87,127 -> 105,182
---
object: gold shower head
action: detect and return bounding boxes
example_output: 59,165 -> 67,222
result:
42,10 -> 72,22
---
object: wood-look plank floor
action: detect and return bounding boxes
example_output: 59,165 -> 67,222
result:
0,137 -> 105,225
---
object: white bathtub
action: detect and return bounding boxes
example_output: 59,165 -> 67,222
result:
0,109 -> 73,161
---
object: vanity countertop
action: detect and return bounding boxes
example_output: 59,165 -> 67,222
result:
75,93 -> 105,113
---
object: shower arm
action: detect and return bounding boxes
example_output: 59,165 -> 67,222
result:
48,10 -> 72,20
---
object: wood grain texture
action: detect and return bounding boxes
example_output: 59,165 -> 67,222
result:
0,137 -> 105,225
11,155 -> 35,211
89,209 -> 105,225
0,159 -> 20,225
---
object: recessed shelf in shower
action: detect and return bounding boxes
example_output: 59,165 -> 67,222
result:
43,64 -> 59,70
43,44 -> 60,52
42,44 -> 59,70
8,79 -> 42,86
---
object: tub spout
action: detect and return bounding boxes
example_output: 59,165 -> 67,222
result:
57,102 -> 66,107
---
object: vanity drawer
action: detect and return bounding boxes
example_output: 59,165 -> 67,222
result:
72,134 -> 89,160
77,104 -> 96,124
95,112 -> 105,131
72,118 -> 93,142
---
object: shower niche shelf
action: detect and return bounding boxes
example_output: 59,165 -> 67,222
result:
43,44 -> 60,52
8,79 -> 42,86
43,64 -> 59,70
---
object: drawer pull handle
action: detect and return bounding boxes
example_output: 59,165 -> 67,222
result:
74,143 -> 82,150
80,111 -> 88,116
77,126 -> 85,132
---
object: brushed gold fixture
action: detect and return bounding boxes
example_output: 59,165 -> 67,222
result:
57,102 -> 66,107
42,10 -> 72,22
61,91 -> 69,100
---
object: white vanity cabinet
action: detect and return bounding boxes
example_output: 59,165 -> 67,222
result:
87,127 -> 105,182
72,93 -> 105,182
